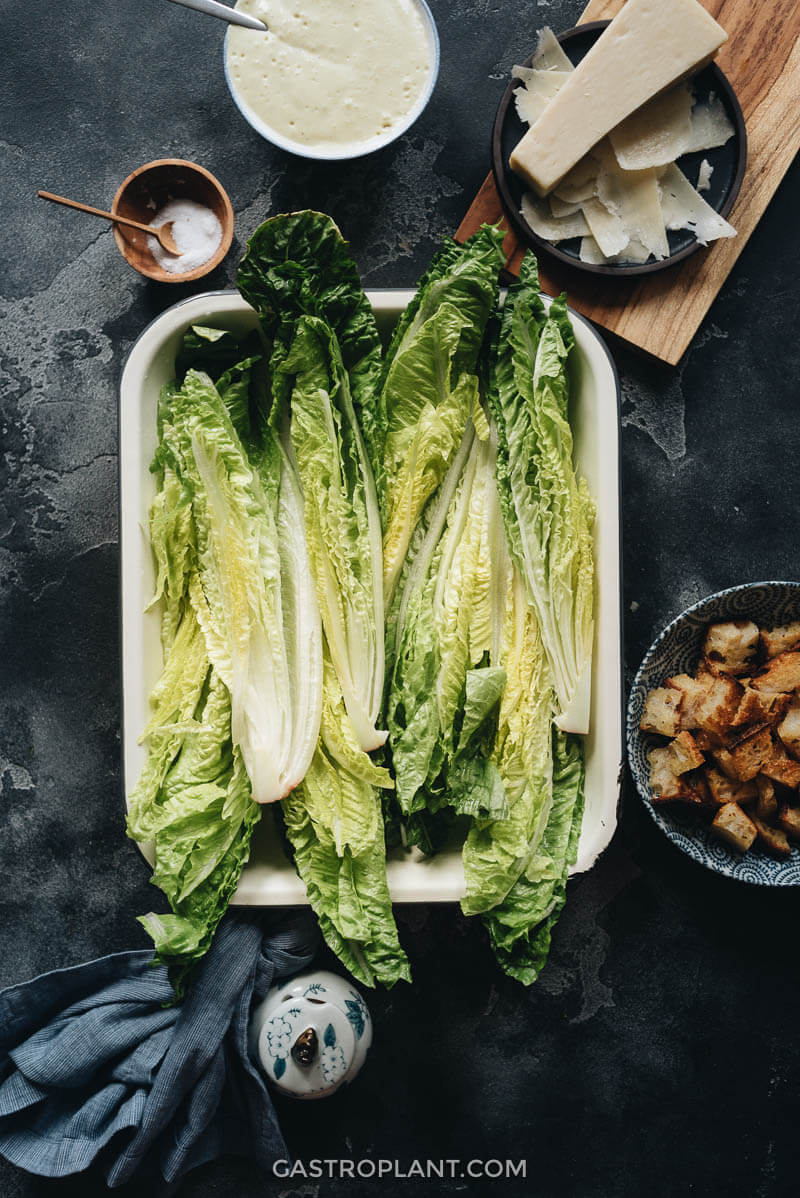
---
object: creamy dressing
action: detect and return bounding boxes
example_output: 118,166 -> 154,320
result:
226,0 -> 433,154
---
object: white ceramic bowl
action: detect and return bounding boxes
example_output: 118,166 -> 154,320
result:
223,0 -> 440,161
119,289 -> 622,905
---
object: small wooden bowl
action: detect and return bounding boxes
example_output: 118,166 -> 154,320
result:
110,159 -> 234,283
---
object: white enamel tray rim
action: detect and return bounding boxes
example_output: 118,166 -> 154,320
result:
119,289 -> 622,905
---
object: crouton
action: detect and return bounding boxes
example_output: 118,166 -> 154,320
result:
648,748 -> 705,804
777,702 -> 800,759
731,687 -> 778,728
693,728 -> 725,752
711,747 -> 738,780
686,770 -> 713,807
760,621 -> 800,660
693,675 -> 744,736
769,693 -> 794,724
724,725 -> 774,782
755,775 -> 778,821
760,749 -> 800,790
711,803 -> 757,852
665,731 -> 705,775
640,686 -> 683,737
703,620 -> 759,676
751,651 -> 800,695
750,814 -> 791,859
778,804 -> 800,841
664,673 -> 708,729
705,767 -> 757,807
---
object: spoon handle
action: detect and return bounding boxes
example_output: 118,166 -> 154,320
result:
37,191 -> 156,238
166,0 -> 267,32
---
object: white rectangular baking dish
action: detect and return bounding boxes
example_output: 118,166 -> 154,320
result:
119,289 -> 621,903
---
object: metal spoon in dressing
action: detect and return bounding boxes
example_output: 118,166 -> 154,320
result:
166,0 -> 267,32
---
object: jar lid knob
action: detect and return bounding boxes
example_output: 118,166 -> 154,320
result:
291,1027 -> 318,1067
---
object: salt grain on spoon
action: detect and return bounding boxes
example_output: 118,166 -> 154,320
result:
146,199 -> 223,274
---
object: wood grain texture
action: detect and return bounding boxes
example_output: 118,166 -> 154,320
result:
109,159 -> 234,284
455,0 -> 800,364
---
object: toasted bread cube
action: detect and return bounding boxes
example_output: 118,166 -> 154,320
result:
778,804 -> 800,842
648,748 -> 704,804
711,803 -> 757,852
731,687 -> 776,728
665,673 -> 708,730
751,651 -> 800,695
711,747 -> 739,780
686,769 -> 713,807
755,774 -> 778,821
665,731 -> 705,775
705,767 -> 757,807
703,620 -> 759,676
693,675 -> 744,736
760,749 -> 800,790
750,814 -> 791,859
725,725 -> 774,782
769,694 -> 794,724
760,621 -> 800,660
777,702 -> 800,759
693,728 -> 725,752
640,686 -> 683,737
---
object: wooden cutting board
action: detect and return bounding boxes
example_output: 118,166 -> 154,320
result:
456,0 -> 800,364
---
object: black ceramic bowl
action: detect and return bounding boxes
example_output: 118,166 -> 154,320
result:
492,22 -> 747,277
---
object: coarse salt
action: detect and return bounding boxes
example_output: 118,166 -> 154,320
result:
147,199 -> 222,275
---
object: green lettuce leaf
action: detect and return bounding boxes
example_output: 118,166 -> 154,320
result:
161,368 -> 322,802
461,569 -> 555,916
488,255 -> 595,732
278,316 -> 386,751
132,655 -> 261,997
387,426 -> 509,819
481,732 -> 585,983
130,324 -> 323,992
237,211 -> 386,505
381,227 -> 505,603
281,654 -> 408,989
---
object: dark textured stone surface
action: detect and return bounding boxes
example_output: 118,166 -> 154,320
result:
2,0 -> 799,1195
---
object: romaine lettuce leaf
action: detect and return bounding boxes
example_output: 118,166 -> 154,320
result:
380,227 -> 505,603
387,426 -> 509,819
461,569 -> 555,915
281,654 -> 408,989
132,645 -> 261,996
488,255 -> 595,732
236,213 -> 408,988
481,732 -> 585,983
131,324 -> 323,992
237,211 -> 386,506
161,368 -> 322,802
278,316 -> 386,752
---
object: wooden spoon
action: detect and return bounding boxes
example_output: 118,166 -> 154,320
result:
37,189 -> 180,255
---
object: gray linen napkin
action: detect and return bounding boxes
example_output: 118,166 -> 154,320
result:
0,908 -> 318,1185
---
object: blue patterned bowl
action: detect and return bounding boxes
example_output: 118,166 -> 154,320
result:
627,581 -> 800,885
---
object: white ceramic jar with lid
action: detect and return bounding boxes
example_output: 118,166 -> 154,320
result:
249,969 -> 373,1099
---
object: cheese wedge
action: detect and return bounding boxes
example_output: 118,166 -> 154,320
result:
510,0 -> 728,196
